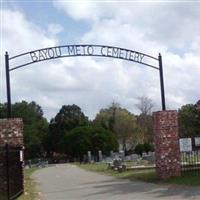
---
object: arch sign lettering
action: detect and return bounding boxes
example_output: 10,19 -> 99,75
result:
5,44 -> 166,117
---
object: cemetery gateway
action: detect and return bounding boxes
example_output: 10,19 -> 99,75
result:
4,44 -> 181,183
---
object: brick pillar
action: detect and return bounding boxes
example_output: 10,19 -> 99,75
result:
153,110 -> 181,179
0,118 -> 23,146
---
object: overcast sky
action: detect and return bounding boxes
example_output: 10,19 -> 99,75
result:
1,0 -> 200,120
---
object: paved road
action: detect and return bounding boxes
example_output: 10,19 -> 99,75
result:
33,164 -> 200,200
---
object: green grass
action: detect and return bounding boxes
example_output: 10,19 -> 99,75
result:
17,167 -> 39,200
77,163 -> 200,186
77,163 -> 158,181
164,172 -> 200,186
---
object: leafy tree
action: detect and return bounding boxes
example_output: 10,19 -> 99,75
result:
178,103 -> 200,138
94,103 -> 143,154
60,126 -> 118,160
0,101 -> 48,159
48,104 -> 89,153
113,109 -> 143,154
60,127 -> 91,160
93,102 -> 120,131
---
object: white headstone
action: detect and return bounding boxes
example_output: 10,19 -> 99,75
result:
88,151 -> 91,163
179,138 -> 192,152
20,150 -> 23,162
195,137 -> 200,146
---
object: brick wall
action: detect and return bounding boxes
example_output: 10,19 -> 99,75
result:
153,110 -> 181,179
0,118 -> 23,146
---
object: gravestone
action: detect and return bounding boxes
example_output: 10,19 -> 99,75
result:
87,151 -> 91,163
98,150 -> 103,162
130,154 -> 140,161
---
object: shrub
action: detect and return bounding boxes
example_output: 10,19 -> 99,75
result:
134,144 -> 145,156
143,143 -> 154,154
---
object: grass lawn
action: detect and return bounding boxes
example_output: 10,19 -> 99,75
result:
17,167 -> 39,200
77,163 -> 200,186
164,171 -> 200,186
0,194 -> 7,200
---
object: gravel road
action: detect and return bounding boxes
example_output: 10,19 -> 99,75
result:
32,164 -> 200,200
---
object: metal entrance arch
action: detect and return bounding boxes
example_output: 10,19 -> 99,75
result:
5,44 -> 166,117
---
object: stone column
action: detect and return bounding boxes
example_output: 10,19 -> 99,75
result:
153,111 -> 181,179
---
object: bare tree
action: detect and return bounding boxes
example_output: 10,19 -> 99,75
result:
136,96 -> 154,143
136,96 -> 154,115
